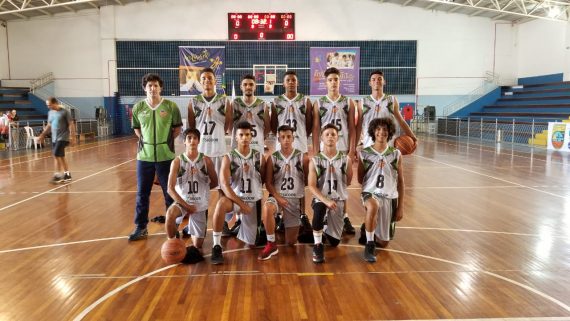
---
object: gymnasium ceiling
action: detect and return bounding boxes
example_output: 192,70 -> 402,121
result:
0,0 -> 568,23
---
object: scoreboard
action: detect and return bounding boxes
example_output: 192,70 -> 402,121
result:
228,13 -> 295,41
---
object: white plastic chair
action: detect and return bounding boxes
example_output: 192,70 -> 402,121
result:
24,126 -> 42,150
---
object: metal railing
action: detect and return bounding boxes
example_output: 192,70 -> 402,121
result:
442,81 -> 498,116
434,116 -> 556,146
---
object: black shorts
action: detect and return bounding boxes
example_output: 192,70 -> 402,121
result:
52,141 -> 69,157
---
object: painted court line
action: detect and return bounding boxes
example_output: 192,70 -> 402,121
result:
2,225 -> 567,255
72,245 -> 570,320
0,137 -> 136,169
0,159 -> 134,214
415,155 -> 569,199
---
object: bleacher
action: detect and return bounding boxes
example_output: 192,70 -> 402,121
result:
441,79 -> 570,145
0,86 -> 47,126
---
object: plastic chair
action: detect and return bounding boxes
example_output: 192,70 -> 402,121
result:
24,126 -> 42,150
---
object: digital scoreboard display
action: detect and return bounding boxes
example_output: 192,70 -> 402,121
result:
228,13 -> 295,41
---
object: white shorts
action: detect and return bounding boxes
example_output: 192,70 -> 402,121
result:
361,193 -> 397,242
233,201 -> 260,245
173,203 -> 207,239
210,155 -> 223,189
266,196 -> 302,228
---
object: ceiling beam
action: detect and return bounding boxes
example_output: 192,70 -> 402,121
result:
426,2 -> 438,9
403,0 -> 414,6
37,8 -> 52,16
470,9 -> 484,16
114,0 -> 123,5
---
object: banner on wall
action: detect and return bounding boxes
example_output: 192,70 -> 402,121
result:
310,47 -> 360,95
179,46 -> 225,96
547,122 -> 570,152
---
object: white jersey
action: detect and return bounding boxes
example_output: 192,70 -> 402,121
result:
317,95 -> 350,152
191,94 -> 228,157
228,148 -> 263,202
174,153 -> 212,212
271,149 -> 305,199
361,94 -> 399,148
231,97 -> 266,153
274,94 -> 309,153
312,151 -> 349,201
360,146 -> 400,199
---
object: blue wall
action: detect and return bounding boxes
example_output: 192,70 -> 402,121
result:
518,73 -> 563,86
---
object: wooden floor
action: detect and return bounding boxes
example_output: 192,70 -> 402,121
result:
0,135 -> 569,321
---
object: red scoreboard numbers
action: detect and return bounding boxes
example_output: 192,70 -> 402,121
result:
228,13 -> 295,41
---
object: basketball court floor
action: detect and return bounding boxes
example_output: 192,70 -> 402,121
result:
0,134 -> 569,320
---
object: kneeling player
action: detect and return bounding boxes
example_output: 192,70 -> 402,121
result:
308,124 -> 352,263
358,118 -> 405,263
210,121 -> 266,264
165,128 -> 218,255
258,125 -> 309,260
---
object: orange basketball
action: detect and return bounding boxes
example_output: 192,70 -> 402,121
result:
161,238 -> 187,264
394,135 -> 416,155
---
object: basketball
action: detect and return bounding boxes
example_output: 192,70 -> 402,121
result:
394,135 -> 416,155
161,238 -> 187,264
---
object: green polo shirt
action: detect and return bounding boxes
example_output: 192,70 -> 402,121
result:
132,99 -> 182,162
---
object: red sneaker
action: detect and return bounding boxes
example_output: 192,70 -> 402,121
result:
258,241 -> 278,260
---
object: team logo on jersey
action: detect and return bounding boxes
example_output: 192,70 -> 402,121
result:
243,162 -> 250,173
207,107 -> 212,117
159,109 -> 168,118
246,111 -> 253,121
332,105 -> 338,114
329,164 -> 335,174
284,163 -> 291,173
289,105 -> 294,113
191,166 -> 199,175
378,159 -> 385,169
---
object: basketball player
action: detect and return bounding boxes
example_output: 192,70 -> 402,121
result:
164,128 -> 218,251
308,124 -> 352,263
227,75 -> 270,236
312,67 -> 357,235
231,74 -> 270,153
358,70 -> 417,149
271,70 -> 313,235
187,67 -> 233,234
128,74 -> 183,242
258,125 -> 309,260
358,118 -> 405,262
357,70 -> 416,245
210,121 -> 265,265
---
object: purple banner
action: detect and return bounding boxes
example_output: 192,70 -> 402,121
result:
310,47 -> 360,95
179,46 -> 225,96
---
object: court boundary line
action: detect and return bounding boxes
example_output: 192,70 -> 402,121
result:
414,155 -> 568,199
71,244 -> 570,320
2,224 -> 569,255
0,159 -> 134,214
0,137 -> 136,169
426,137 -> 570,168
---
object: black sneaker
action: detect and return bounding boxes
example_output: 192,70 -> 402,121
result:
300,214 -> 312,230
50,175 -> 63,184
181,246 -> 204,264
275,215 -> 285,233
358,223 -> 366,245
364,241 -> 377,263
182,226 -> 190,238
343,216 -> 356,235
222,221 -> 232,237
128,227 -> 148,241
229,219 -> 241,236
63,172 -> 72,182
150,215 -> 165,223
211,245 -> 224,264
312,243 -> 325,263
